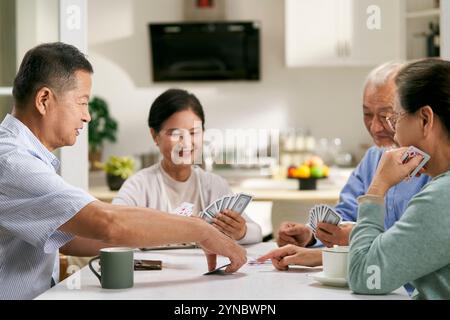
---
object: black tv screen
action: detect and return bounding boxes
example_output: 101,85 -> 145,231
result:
149,22 -> 260,81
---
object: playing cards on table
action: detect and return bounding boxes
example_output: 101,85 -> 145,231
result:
199,193 -> 253,223
308,204 -> 342,235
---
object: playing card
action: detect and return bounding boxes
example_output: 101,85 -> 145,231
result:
202,213 -> 214,224
226,195 -> 237,210
215,197 -> 224,212
322,206 -> 342,225
308,206 -> 318,233
200,193 -> 253,224
320,204 -> 327,221
247,258 -> 272,266
203,263 -> 231,275
230,193 -> 253,214
401,146 -> 431,179
220,195 -> 231,212
308,204 -> 342,235
203,202 -> 218,219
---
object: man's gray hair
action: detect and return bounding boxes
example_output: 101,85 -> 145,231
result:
364,61 -> 405,90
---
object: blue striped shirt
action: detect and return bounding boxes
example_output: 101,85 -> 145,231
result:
0,114 -> 95,299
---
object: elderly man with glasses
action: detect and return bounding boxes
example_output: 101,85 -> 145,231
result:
260,62 -> 431,284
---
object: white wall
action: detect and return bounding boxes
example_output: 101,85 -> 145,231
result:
88,0 -> 375,163
16,0 -> 59,65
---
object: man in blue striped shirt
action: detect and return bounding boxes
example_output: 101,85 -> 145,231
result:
0,42 -> 246,299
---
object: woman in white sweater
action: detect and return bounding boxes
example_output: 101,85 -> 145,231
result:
113,89 -> 262,244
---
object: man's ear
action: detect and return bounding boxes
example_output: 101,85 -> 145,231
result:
34,87 -> 52,115
419,106 -> 434,137
150,128 -> 159,145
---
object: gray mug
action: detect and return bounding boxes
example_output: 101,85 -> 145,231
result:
89,247 -> 134,289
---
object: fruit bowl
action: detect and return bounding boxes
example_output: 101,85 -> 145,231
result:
287,156 -> 330,190
297,176 -> 328,190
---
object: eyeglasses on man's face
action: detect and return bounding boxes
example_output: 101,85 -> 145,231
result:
363,111 -> 391,129
385,111 -> 408,132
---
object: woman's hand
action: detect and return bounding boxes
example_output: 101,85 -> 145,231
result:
256,245 -> 322,270
213,209 -> 247,241
368,147 -> 424,197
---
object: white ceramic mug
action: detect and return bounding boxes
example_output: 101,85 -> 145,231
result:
322,246 -> 349,279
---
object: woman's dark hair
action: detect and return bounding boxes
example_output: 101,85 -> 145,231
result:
148,88 -> 205,132
395,58 -> 450,137
13,42 -> 93,107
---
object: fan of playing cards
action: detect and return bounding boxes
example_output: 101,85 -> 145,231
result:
199,193 -> 253,223
308,204 -> 343,236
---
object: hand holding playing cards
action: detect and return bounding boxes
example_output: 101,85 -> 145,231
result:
368,147 -> 426,196
213,209 -> 247,240
200,193 -> 252,240
315,222 -> 354,247
256,245 -> 322,270
198,223 -> 247,273
277,222 -> 314,247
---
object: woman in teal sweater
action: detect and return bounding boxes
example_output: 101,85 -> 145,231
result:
349,58 -> 450,299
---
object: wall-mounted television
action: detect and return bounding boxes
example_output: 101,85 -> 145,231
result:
149,21 -> 260,82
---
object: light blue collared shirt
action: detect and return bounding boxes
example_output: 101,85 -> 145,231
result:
334,146 -> 431,228
0,114 -> 95,300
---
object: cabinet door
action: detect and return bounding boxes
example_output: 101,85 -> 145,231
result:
347,0 -> 403,65
285,0 -> 344,66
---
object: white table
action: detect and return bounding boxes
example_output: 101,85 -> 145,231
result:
37,242 -> 409,300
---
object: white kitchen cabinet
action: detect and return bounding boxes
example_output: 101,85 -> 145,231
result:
285,0 -> 403,67
404,0 -> 441,60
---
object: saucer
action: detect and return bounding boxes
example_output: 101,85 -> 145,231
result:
310,272 -> 348,287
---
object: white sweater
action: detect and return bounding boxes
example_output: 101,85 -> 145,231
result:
112,163 -> 262,245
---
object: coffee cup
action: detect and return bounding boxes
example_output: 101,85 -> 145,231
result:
322,245 -> 349,279
88,247 -> 134,289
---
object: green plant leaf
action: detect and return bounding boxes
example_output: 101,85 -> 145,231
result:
99,156 -> 135,179
88,96 -> 118,152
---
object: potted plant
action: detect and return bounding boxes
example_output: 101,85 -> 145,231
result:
97,156 -> 135,191
88,97 -> 118,170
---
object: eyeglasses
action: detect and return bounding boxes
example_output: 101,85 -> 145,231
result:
363,111 -> 391,129
385,111 -> 408,132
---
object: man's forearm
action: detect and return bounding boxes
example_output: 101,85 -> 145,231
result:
60,237 -> 112,257
59,201 -> 210,248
